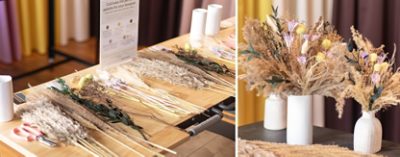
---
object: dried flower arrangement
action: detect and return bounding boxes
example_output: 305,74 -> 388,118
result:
136,48 -> 235,94
238,139 -> 383,157
48,78 -> 148,140
335,27 -> 400,117
240,7 -> 352,98
17,98 -> 118,156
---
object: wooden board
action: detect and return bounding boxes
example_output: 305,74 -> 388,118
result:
0,18 -> 235,156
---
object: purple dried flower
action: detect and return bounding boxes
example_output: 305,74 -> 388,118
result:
326,51 -> 333,58
297,56 -> 307,65
283,33 -> 294,47
371,73 -> 381,84
287,20 -> 298,33
360,51 -> 368,59
378,55 -> 386,63
311,34 -> 320,41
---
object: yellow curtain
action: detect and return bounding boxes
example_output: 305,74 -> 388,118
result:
238,0 -> 272,126
18,0 -> 48,56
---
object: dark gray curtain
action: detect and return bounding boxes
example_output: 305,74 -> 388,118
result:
139,0 -> 182,46
327,0 -> 400,143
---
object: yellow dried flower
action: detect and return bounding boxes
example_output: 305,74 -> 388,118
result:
321,39 -> 332,49
370,53 -> 378,62
184,43 -> 192,52
316,52 -> 326,62
373,64 -> 381,72
78,74 -> 93,89
296,24 -> 306,35
380,62 -> 390,72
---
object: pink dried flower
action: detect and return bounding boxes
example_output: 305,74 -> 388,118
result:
297,56 -> 307,65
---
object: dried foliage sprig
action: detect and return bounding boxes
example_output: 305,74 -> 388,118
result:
48,78 -> 147,140
171,45 -> 235,77
240,6 -> 352,98
336,27 -> 400,117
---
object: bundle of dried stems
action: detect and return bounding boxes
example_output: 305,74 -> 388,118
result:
94,70 -> 206,117
17,98 -> 118,157
138,48 -> 235,94
336,27 -> 400,117
238,139 -> 382,157
240,8 -> 352,99
38,88 -> 175,156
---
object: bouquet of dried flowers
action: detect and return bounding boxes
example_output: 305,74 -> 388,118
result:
240,7 -> 352,98
336,27 -> 400,118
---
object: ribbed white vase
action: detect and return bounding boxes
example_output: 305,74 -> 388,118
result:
264,93 -> 286,130
0,75 -> 13,122
287,95 -> 313,145
354,111 -> 382,154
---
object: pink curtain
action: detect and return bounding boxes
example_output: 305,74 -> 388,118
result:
0,0 -> 13,64
179,0 -> 235,35
7,0 -> 22,61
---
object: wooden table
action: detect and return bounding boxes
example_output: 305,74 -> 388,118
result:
239,122 -> 400,157
0,18 -> 235,156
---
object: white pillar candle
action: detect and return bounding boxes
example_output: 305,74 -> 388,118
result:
73,0 -> 90,42
189,8 -> 207,48
205,4 -> 223,36
0,75 -> 13,122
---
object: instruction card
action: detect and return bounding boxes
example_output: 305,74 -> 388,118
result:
99,0 -> 139,68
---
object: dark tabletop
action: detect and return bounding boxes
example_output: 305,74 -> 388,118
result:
239,122 -> 400,157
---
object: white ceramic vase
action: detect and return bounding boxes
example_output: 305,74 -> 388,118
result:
354,111 -> 382,154
264,93 -> 286,130
312,95 -> 325,127
287,95 -> 313,145
0,75 -> 13,122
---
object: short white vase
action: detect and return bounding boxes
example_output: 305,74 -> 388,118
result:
312,95 -> 325,127
354,111 -> 382,154
264,93 -> 286,130
287,95 -> 313,145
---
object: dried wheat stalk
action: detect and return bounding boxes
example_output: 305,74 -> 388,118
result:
238,139 -> 382,157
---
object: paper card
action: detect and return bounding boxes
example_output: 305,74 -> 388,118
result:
99,0 -> 139,69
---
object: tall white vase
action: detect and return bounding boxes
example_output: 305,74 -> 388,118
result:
264,93 -> 286,130
312,95 -> 325,127
287,95 -> 313,145
354,111 -> 382,154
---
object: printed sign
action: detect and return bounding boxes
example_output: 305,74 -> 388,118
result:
99,0 -> 139,68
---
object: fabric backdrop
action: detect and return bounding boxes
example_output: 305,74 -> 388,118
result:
238,0 -> 272,126
328,0 -> 400,143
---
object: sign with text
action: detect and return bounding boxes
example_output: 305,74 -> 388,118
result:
99,0 -> 139,68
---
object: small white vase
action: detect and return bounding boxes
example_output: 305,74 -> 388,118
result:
264,93 -> 286,130
0,75 -> 13,122
312,95 -> 325,127
354,111 -> 382,154
287,95 -> 313,145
